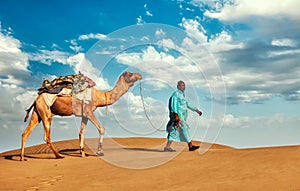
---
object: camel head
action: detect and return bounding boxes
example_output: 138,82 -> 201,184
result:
122,71 -> 142,87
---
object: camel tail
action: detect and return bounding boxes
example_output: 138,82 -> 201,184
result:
24,101 -> 35,122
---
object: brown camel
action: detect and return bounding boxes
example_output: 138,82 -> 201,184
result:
20,71 -> 142,161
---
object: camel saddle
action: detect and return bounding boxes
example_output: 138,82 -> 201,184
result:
38,73 -> 96,95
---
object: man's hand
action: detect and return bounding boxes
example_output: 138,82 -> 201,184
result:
174,113 -> 180,126
195,109 -> 202,116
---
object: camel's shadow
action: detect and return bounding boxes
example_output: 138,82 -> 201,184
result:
59,148 -> 96,157
1,148 -> 97,161
2,154 -> 62,161
1,146 -> 165,161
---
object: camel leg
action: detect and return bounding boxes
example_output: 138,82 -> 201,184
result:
42,118 -> 63,159
86,113 -> 105,156
20,110 -> 40,161
79,116 -> 88,157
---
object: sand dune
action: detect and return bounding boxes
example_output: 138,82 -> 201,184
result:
1,138 -> 300,191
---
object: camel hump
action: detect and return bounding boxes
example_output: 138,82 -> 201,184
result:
37,73 -> 96,95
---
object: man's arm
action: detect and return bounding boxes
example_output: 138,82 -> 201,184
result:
186,99 -> 202,116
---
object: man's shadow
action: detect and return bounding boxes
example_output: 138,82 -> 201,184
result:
122,148 -> 164,152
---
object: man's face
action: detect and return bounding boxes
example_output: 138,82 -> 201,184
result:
178,82 -> 186,91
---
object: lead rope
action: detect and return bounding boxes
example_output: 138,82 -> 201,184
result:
139,82 -> 165,132
105,92 -> 108,115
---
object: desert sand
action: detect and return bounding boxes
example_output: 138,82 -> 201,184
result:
1,137 -> 300,191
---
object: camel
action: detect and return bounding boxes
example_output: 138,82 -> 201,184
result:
20,71 -> 142,161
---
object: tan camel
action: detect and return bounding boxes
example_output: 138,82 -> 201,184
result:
20,71 -> 142,161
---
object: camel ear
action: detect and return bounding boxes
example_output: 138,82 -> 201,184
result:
122,71 -> 133,83
123,71 -> 132,76
122,71 -> 129,76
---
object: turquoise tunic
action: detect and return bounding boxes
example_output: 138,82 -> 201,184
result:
167,90 -> 197,143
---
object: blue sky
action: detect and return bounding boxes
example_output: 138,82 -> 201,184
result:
0,0 -> 300,152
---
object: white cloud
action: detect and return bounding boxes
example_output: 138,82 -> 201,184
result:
0,85 -> 26,120
142,46 -> 169,61
0,26 -> 35,136
222,69 -> 283,103
127,92 -> 147,119
116,46 -> 152,65
69,39 -> 83,53
140,35 -> 150,42
136,16 -> 145,25
177,15 -> 299,102
115,45 -> 201,83
223,114 -> 250,128
0,29 -> 31,86
144,3 -> 153,17
228,91 -> 272,104
146,11 -> 153,17
69,45 -> 83,53
224,69 -> 269,89
16,90 -> 37,110
155,29 -> 166,38
179,17 -> 207,42
209,31 -> 244,52
204,0 -> 300,21
28,49 -> 70,65
66,53 -> 111,90
267,49 -> 300,58
180,18 -> 243,53
115,52 -> 142,66
115,40 -> 224,93
0,75 -> 25,86
157,38 -> 176,50
221,113 -> 300,129
0,33 -> 22,53
222,64 -> 300,103
143,79 -> 173,91
271,38 -> 297,47
78,33 -> 107,40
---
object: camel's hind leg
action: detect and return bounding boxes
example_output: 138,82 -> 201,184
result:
42,117 -> 63,159
20,110 -> 40,161
79,116 -> 88,157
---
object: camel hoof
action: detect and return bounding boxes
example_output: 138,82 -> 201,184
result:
56,155 -> 64,159
20,157 -> 27,161
80,149 -> 86,157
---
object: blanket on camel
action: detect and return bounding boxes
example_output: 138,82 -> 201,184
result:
38,72 -> 96,95
38,73 -> 96,107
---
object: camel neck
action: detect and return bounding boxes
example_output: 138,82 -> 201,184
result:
110,79 -> 130,103
93,75 -> 131,107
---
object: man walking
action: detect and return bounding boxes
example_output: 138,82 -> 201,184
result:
164,80 -> 202,152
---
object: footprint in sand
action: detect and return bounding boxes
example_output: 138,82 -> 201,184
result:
25,175 -> 63,191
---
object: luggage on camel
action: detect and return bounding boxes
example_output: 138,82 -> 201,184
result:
37,72 -> 96,95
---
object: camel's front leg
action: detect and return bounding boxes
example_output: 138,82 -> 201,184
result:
86,113 -> 105,156
42,118 -> 63,159
79,117 -> 88,157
